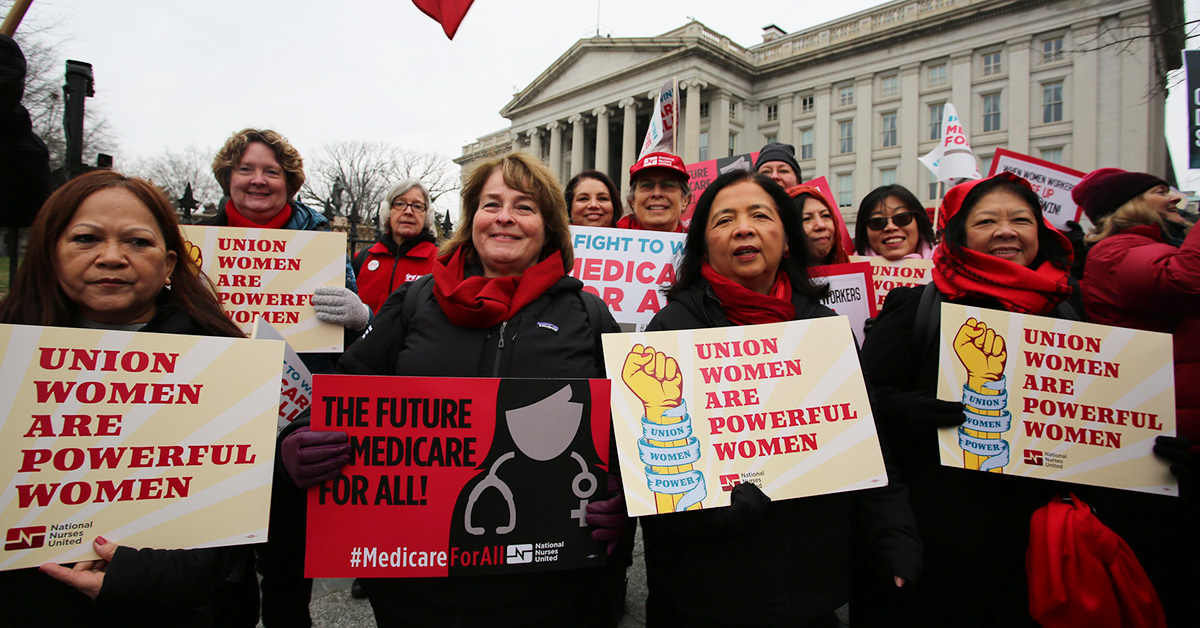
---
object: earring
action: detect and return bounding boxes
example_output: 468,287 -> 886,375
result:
165,277 -> 173,289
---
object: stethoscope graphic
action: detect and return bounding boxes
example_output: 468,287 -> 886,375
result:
464,386 -> 598,536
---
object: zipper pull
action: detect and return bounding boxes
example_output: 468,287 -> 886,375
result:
497,320 -> 507,349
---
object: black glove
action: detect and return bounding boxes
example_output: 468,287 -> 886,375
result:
893,391 -> 965,428
715,482 -> 771,533
1153,435 -> 1193,482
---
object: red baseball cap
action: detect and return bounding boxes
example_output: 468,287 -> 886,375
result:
630,152 -> 689,182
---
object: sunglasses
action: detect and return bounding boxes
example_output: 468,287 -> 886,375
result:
865,212 -> 918,231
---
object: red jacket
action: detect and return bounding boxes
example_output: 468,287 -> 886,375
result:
353,235 -> 438,313
1082,223 -> 1200,442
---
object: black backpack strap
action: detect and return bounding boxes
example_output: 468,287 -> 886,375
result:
913,282 -> 944,368
577,290 -> 608,375
351,246 -> 370,276
402,274 -> 436,328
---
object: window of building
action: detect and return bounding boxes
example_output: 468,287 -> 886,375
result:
764,133 -> 777,145
730,101 -> 739,120
982,92 -> 1001,132
928,177 -> 946,201
1042,81 -> 1063,123
700,102 -> 710,118
1042,36 -> 1064,63
880,74 -> 899,98
980,155 -> 993,176
699,132 -> 709,161
800,95 -> 814,114
729,132 -> 737,157
800,128 -> 814,160
766,103 -> 778,121
929,103 -> 945,140
839,120 -> 854,154
881,112 -> 897,147
838,173 -> 854,207
982,51 -> 1002,76
880,167 -> 897,186
839,85 -> 855,106
927,63 -> 947,87
1040,147 -> 1063,164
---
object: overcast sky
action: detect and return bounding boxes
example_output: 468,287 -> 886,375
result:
10,0 -> 1200,202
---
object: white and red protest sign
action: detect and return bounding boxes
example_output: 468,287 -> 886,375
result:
936,303 -> 1176,494
569,225 -> 684,331
987,148 -> 1086,230
181,225 -> 347,353
682,152 -> 760,224
253,319 -> 312,434
848,256 -> 935,313
0,325 -> 282,571
809,262 -> 876,345
306,376 -> 612,577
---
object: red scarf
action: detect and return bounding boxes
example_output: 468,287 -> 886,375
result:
224,200 -> 292,229
615,214 -> 686,233
431,248 -> 565,328
932,243 -> 1072,315
701,263 -> 794,325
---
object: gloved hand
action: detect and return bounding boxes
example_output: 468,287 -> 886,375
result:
585,475 -> 628,556
715,481 -> 771,533
1153,435 -> 1194,482
281,425 -> 351,489
313,286 -> 370,331
892,391 -> 965,428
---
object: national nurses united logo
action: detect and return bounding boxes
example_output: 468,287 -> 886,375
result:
953,318 -> 1012,472
5,526 -> 46,551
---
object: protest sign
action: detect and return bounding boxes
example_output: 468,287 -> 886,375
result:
683,152 -> 758,224
809,262 -> 876,345
987,148 -> 1085,230
305,376 -> 612,577
849,256 -> 934,312
919,102 -> 981,182
603,319 -> 887,518
569,225 -> 684,331
253,319 -> 312,434
181,225 -> 347,352
936,303 -> 1176,495
0,324 -> 283,571
640,78 -> 678,158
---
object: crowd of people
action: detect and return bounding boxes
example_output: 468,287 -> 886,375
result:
3,30 -> 1199,628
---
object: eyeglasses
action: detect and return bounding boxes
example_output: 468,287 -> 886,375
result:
635,179 -> 682,192
865,212 -> 917,231
391,200 -> 427,214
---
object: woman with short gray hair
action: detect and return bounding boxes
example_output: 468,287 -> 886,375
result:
353,179 -> 439,313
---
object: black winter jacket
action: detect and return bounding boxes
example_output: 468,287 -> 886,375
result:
0,306 -> 251,628
640,280 -> 922,628
333,270 -> 621,627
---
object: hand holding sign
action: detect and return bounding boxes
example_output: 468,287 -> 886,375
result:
621,344 -> 682,423
954,318 -> 1007,390
38,536 -> 117,599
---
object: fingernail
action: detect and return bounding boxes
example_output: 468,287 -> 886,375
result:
96,536 -> 107,545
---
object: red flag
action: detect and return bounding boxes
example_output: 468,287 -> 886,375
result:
411,0 -> 475,39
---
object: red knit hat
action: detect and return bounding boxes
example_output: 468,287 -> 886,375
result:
1072,167 -> 1166,223
1027,493 -> 1166,628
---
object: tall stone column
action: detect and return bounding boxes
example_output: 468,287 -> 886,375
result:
1072,19 -> 1100,172
711,90 -> 730,159
593,106 -> 611,178
569,113 -> 586,177
1007,36 -> 1032,154
620,97 -> 638,197
899,63 -> 921,188
777,95 -> 794,146
950,51 -> 972,131
548,121 -> 563,183
814,84 -> 832,177
854,74 -> 873,203
682,80 -> 706,163
528,127 -> 542,160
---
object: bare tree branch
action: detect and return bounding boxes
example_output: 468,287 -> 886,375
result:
125,145 -> 221,210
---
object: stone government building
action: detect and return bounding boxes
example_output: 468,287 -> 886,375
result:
456,0 -> 1185,216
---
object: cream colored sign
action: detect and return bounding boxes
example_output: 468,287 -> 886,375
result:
182,225 -> 346,352
936,303 -> 1176,495
0,324 -> 284,571
849,256 -> 934,312
602,318 -> 887,518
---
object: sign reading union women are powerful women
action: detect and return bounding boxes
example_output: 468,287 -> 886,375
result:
181,225 -> 347,353
602,319 -> 887,518
0,325 -> 283,571
305,376 -> 611,578
936,303 -> 1177,495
